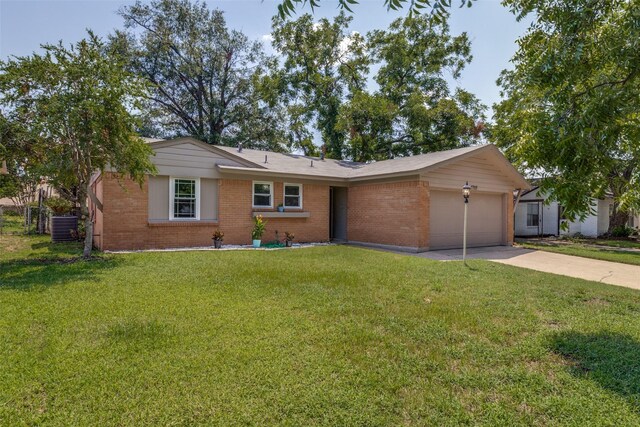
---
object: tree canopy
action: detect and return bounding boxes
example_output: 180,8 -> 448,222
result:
113,0 -> 288,151
493,0 -> 640,226
268,12 -> 369,158
350,16 -> 484,161
276,0 -> 475,20
0,32 -> 156,256
267,13 -> 485,161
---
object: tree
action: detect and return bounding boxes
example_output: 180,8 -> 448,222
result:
338,16 -> 485,161
270,12 -> 370,159
493,0 -> 640,228
0,114 -> 46,216
276,0 -> 475,20
0,33 -> 156,257
336,92 -> 397,162
114,0 -> 287,150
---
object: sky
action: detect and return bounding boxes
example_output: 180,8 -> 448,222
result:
0,0 -> 531,115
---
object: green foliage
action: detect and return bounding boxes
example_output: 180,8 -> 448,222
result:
251,215 -> 267,240
493,0 -> 640,222
336,92 -> 397,162
269,12 -> 369,159
0,114 -> 47,214
45,197 -> 74,216
610,225 -> 634,238
341,16 -> 484,161
114,0 -> 288,151
277,0 -> 475,21
0,32 -> 156,257
269,13 -> 485,161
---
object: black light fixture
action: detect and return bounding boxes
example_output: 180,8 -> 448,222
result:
462,181 -> 471,203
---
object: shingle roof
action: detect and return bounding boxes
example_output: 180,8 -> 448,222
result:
214,144 -> 486,179
147,137 -> 530,189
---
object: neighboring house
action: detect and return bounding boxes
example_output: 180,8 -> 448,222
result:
0,181 -> 56,211
515,186 -> 613,237
90,137 -> 530,252
1,160 -> 7,175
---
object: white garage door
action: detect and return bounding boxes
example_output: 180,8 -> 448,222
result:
430,190 -> 505,250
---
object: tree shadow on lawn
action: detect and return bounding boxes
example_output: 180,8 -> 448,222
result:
0,255 -> 121,291
550,331 -> 640,409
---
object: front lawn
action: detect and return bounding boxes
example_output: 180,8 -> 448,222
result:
2,237 -> 640,425
519,240 -> 640,266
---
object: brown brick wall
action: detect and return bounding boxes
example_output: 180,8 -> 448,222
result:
97,173 -> 330,250
506,193 -> 514,245
218,179 -> 330,245
347,180 -> 429,250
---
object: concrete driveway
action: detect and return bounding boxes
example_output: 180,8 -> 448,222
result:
417,246 -> 640,290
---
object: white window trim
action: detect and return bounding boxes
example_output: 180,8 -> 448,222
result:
526,203 -> 539,228
283,183 -> 303,209
252,181 -> 273,208
169,177 -> 200,220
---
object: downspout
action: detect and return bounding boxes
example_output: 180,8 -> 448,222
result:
540,200 -> 544,237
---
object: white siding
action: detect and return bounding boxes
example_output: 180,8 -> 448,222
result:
597,199 -> 612,235
515,188 -> 559,236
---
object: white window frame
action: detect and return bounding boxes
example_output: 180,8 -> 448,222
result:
252,181 -> 273,208
169,177 -> 200,220
526,203 -> 539,227
283,183 -> 303,209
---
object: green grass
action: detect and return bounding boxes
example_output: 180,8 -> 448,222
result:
579,238 -> 640,249
519,241 -> 640,266
2,236 -> 640,425
0,213 -> 26,234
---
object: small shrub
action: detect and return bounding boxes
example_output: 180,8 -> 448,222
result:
285,231 -> 295,242
611,225 -> 633,238
213,229 -> 224,241
45,197 -> 74,216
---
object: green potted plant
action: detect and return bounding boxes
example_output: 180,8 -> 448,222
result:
252,215 -> 266,248
212,229 -> 224,249
277,203 -> 285,213
45,197 -> 77,243
284,231 -> 295,247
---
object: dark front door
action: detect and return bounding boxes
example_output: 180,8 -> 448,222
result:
330,187 -> 348,241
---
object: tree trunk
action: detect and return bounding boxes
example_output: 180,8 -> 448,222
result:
80,185 -> 93,258
609,204 -> 629,233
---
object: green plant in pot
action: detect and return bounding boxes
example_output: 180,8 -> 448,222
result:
277,203 -> 285,213
284,231 -> 295,247
212,229 -> 224,249
252,215 -> 266,248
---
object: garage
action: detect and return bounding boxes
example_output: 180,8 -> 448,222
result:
429,190 -> 505,250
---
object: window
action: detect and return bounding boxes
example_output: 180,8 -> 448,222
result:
170,178 -> 199,220
253,181 -> 273,208
527,203 -> 539,227
283,183 -> 302,208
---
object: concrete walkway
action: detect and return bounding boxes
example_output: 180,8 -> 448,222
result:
416,246 -> 640,290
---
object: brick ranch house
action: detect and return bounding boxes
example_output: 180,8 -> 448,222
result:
90,137 -> 530,252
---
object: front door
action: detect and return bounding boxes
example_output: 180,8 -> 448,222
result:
330,187 -> 348,241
